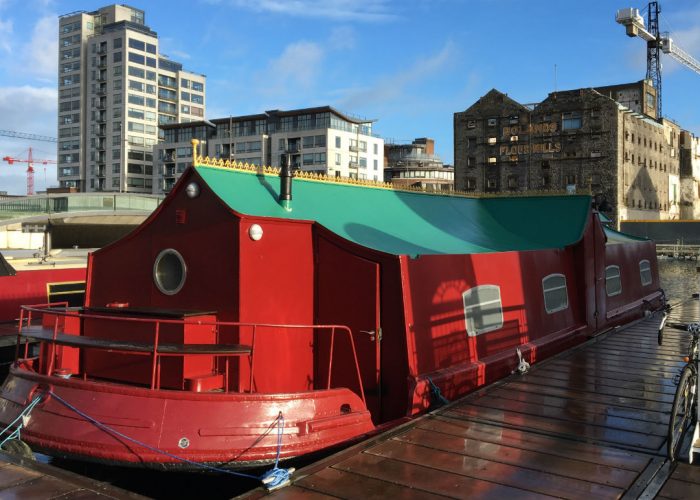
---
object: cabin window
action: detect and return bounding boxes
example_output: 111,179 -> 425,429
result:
639,260 -> 652,286
462,285 -> 503,337
542,274 -> 568,314
153,249 -> 187,295
605,265 -> 622,296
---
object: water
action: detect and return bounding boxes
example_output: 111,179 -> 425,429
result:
658,257 -> 700,305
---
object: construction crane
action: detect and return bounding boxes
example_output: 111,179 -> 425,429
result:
3,147 -> 57,195
0,130 -> 57,143
0,130 -> 58,195
616,2 -> 700,118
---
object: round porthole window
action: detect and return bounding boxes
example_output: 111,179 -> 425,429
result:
153,249 -> 187,295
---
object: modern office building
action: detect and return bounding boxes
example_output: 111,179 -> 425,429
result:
57,4 -> 205,192
154,107 -> 384,193
383,138 -> 453,191
454,81 -> 685,226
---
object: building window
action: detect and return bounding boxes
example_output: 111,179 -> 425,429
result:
488,137 -> 497,145
562,111 -> 582,130
488,157 -> 497,164
542,274 -> 568,314
507,175 -> 518,190
462,285 -> 503,337
335,136 -> 341,148
487,118 -> 497,127
639,260 -> 652,286
605,265 -> 622,296
467,120 -> 476,129
466,177 -> 476,191
467,156 -> 476,167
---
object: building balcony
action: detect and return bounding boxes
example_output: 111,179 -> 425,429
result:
349,145 -> 359,153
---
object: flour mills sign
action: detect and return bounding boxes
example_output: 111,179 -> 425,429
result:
499,122 -> 562,158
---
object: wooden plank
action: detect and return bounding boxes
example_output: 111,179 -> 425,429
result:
333,452 -> 548,499
538,362 -> 680,390
466,393 -> 668,436
267,484 -> 340,499
666,463 -> 700,484
484,387 -> 669,425
0,463 -> 41,487
365,439 -> 624,499
417,416 -> 651,471
443,405 -> 665,451
656,478 -> 700,499
393,427 -> 639,489
503,380 -> 670,413
0,474 -> 80,498
293,467 -> 448,500
507,373 -> 675,404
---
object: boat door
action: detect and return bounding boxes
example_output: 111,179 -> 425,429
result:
315,237 -> 381,422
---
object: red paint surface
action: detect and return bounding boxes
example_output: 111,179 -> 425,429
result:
0,268 -> 85,323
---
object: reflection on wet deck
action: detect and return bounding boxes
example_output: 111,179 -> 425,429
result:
255,301 -> 700,498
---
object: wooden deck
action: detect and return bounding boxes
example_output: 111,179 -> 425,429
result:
249,302 -> 700,499
0,450 -> 145,499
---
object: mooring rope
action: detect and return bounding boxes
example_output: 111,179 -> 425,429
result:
0,394 -> 43,448
46,390 -> 292,490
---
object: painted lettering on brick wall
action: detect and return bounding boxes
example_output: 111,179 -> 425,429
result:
499,143 -> 562,155
502,123 -> 558,136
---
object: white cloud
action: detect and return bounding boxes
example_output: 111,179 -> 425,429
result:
256,41 -> 324,101
22,15 -> 58,79
228,0 -> 395,22
329,26 -> 356,50
0,18 -> 13,54
0,86 -> 57,135
339,41 -> 457,109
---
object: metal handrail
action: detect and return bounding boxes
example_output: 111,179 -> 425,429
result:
17,305 -> 365,404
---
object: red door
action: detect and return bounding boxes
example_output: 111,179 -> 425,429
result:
315,237 -> 381,421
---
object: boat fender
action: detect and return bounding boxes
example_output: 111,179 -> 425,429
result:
514,348 -> 530,375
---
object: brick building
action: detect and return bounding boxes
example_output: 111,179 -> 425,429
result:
454,81 -> 685,226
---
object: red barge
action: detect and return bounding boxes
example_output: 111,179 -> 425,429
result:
0,146 -> 663,470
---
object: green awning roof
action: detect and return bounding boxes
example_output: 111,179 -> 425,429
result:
195,165 -> 593,256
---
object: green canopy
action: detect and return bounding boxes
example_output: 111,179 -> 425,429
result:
195,165 -> 593,256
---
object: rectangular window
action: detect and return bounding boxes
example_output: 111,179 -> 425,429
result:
542,274 -> 568,314
562,111 -> 582,130
605,265 -> 622,296
128,39 -> 145,51
128,52 -> 145,65
146,43 -> 156,54
335,136 -> 341,148
191,82 -> 204,92
639,260 -> 652,286
462,285 -> 503,336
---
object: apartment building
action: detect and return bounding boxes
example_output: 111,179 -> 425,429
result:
384,138 -> 454,191
154,107 -> 384,193
454,81 -> 684,226
58,4 -> 205,192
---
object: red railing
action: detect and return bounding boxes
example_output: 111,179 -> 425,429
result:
16,304 -> 365,404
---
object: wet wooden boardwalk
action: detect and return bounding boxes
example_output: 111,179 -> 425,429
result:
251,302 -> 700,499
0,451 -> 144,499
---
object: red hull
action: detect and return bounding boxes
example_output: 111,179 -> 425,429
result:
1,364 -> 373,468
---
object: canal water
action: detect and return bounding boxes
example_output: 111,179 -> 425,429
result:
39,259 -> 700,498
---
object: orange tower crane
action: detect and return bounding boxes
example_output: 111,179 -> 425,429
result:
3,147 -> 57,196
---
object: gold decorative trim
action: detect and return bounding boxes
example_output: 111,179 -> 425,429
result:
193,153 -> 589,199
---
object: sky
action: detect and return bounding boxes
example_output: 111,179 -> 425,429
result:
0,0 -> 699,195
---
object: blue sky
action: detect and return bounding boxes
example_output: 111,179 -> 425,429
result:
0,0 -> 699,194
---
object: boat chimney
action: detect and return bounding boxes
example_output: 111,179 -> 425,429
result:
279,154 -> 293,211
